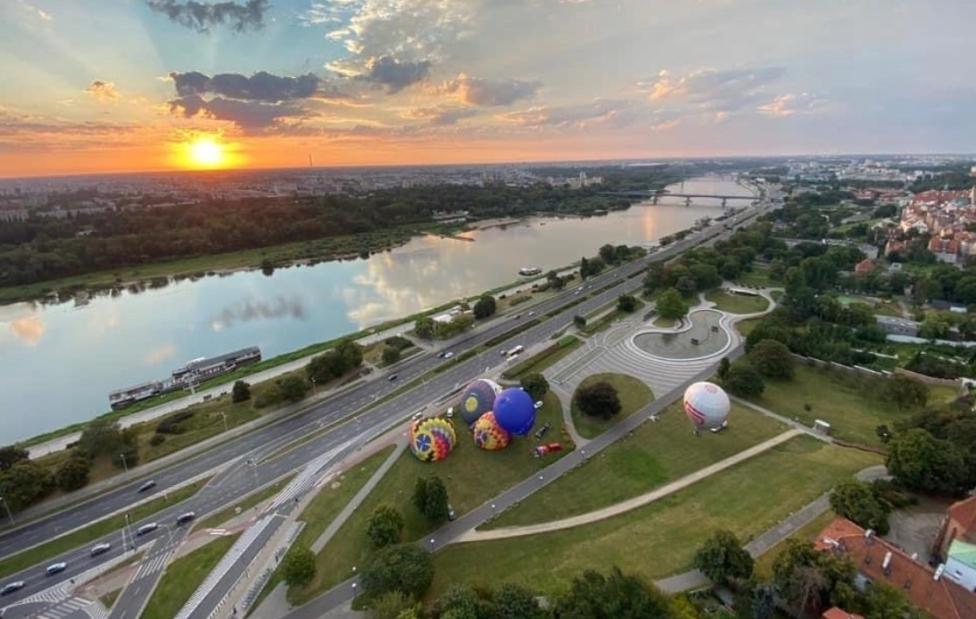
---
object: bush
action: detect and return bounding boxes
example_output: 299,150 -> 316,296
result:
367,505 -> 404,549
381,346 -> 401,366
55,454 -> 91,492
722,364 -> 765,397
155,411 -> 195,435
149,434 -> 166,447
282,546 -> 316,587
361,544 -> 434,600
575,381 -> 622,420
232,380 -> 251,403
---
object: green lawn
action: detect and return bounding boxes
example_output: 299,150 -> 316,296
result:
100,589 -> 121,610
705,289 -> 769,314
194,475 -> 294,531
486,401 -> 785,528
735,317 -> 761,336
571,373 -> 654,439
294,392 -> 572,604
652,316 -> 677,328
750,364 -> 958,447
142,532 -> 241,619
429,438 -> 880,597
732,266 -> 773,288
0,478 -> 208,579
502,335 -> 582,380
753,509 -> 837,580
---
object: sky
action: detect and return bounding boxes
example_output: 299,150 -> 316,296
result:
0,0 -> 974,177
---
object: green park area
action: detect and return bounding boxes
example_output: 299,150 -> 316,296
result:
0,478 -> 208,579
571,373 -> 654,439
143,532 -> 242,619
288,392 -> 572,605
429,437 -> 880,597
705,289 -> 769,314
487,401 -> 785,528
749,363 -> 957,447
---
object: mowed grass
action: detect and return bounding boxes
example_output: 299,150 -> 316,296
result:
486,401 -> 786,528
0,478 -> 208,579
571,373 -> 654,439
705,289 -> 769,314
734,317 -> 761,336
142,532 -> 241,619
750,364 -> 958,447
294,392 -> 572,604
429,438 -> 881,597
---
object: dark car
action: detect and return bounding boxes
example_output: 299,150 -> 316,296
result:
176,512 -> 196,526
90,543 -> 112,557
388,374 -> 398,381
1,581 -> 25,596
534,422 -> 551,440
137,480 -> 157,493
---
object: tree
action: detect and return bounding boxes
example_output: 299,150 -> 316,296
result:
547,270 -> 566,290
282,546 -> 316,587
520,373 -> 549,401
415,316 -> 435,339
722,364 -> 765,398
412,476 -> 429,514
473,295 -> 497,319
656,288 -> 688,321
382,345 -> 401,366
599,244 -> 617,264
693,530 -> 754,585
369,590 -> 418,619
573,314 -> 587,329
494,583 -> 546,619
278,375 -> 310,402
55,454 -> 91,492
616,294 -> 638,313
881,376 -> 928,410
232,380 -> 251,403
717,357 -> 731,381
422,476 -> 449,522
747,339 -> 794,379
772,540 -> 853,617
0,445 -> 29,471
0,461 -> 54,512
830,480 -> 891,534
886,428 -> 967,495
360,544 -> 434,600
554,567 -> 672,619
575,381 -> 622,420
77,419 -> 125,460
367,505 -> 404,548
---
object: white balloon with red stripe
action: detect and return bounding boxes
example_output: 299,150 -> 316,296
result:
683,381 -> 730,431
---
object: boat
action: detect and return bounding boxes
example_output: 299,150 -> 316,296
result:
518,267 -> 542,277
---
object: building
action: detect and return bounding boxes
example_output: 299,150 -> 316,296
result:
854,258 -> 875,274
815,517 -> 976,619
875,315 -> 920,337
821,608 -> 864,619
934,496 -> 976,558
944,540 -> 976,591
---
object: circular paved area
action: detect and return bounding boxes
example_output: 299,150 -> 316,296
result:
633,310 -> 728,360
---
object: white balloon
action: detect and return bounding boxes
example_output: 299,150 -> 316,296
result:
683,382 -> 730,430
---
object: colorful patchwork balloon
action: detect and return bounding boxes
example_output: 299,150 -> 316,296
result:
472,412 -> 511,451
409,417 -> 457,462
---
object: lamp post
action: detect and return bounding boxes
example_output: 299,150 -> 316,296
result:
219,411 -> 228,433
0,497 -> 13,526
119,452 -> 128,473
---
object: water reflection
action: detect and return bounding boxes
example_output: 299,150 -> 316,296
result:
211,296 -> 307,331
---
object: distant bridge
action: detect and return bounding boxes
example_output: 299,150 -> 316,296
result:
602,190 -> 758,207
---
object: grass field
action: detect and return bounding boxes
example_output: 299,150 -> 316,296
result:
751,363 -> 958,447
571,373 -> 654,439
142,532 -> 241,619
705,289 -> 769,314
0,478 -> 208,579
486,401 -> 786,528
735,317 -> 761,336
429,437 -> 880,597
296,392 -> 572,604
732,266 -> 773,289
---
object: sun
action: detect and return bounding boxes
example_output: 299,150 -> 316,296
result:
186,137 -> 226,169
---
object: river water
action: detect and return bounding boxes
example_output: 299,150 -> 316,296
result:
0,177 -> 753,442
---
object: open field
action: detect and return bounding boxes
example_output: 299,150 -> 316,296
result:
429,438 -> 880,597
142,532 -> 241,619
705,289 -> 769,314
571,373 -> 654,439
486,401 -> 785,528
0,478 -> 208,579
751,363 -> 958,447
294,392 -> 572,604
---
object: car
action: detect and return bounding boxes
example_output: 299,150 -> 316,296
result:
136,523 -> 159,536
137,480 -> 157,493
445,407 -> 454,419
90,543 -> 112,557
527,311 -> 535,316
534,422 -> 551,439
443,351 -> 454,359
411,412 -> 424,422
176,512 -> 196,526
499,349 -> 508,356
447,505 -> 456,521
1,581 -> 25,596
533,400 -> 544,409
388,374 -> 398,381
46,562 -> 67,576
513,314 -> 522,319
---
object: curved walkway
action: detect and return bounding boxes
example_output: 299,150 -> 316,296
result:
456,428 -> 802,543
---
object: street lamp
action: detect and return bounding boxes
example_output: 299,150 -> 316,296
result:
219,411 -> 228,433
0,497 -> 13,526
119,452 -> 128,473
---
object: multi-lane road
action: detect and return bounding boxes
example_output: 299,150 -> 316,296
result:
0,187 -> 779,614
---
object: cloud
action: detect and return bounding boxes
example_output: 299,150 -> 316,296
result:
85,80 -> 120,103
16,0 -> 52,21
442,74 -> 541,107
145,0 -> 269,33
211,297 -> 307,331
641,67 -> 786,115
9,315 -> 44,346
501,99 -> 635,128
402,105 -> 477,125
168,95 -> 311,130
168,71 -> 344,101
360,56 -> 431,93
757,93 -> 824,117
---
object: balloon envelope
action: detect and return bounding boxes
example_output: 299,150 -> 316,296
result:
472,412 -> 511,450
459,379 -> 502,426
493,388 -> 536,436
683,382 -> 730,431
409,418 -> 457,462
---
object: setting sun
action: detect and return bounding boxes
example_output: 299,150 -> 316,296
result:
189,138 -> 224,167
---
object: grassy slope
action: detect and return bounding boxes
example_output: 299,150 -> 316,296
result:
430,438 -> 880,597
705,289 -> 770,314
486,401 -> 785,528
142,532 -> 241,619
571,373 -> 655,439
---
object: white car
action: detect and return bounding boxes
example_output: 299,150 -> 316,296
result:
1,581 -> 25,596
136,523 -> 159,536
90,543 -> 112,557
443,351 -> 454,359
46,562 -> 67,576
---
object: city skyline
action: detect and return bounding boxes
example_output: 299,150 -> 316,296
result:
2,0 -> 975,177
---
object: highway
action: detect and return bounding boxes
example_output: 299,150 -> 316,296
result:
0,188 -> 778,614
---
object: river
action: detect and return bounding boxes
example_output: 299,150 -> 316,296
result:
0,176 -> 754,442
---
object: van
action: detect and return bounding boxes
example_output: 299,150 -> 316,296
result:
136,523 -> 159,536
90,543 -> 111,557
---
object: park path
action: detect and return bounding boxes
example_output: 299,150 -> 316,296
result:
455,428 -> 802,543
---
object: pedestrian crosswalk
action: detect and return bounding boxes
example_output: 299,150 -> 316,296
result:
32,596 -> 107,619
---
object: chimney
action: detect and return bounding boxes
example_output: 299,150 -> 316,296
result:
882,551 -> 893,576
865,529 -> 875,544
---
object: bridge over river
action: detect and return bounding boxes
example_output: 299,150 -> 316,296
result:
604,190 -> 758,207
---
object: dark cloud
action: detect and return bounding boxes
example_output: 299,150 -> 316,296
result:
169,71 -> 344,102
443,74 -> 541,107
146,0 -> 269,33
168,95 -> 309,130
363,56 -> 431,93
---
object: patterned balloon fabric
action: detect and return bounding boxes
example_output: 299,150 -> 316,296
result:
409,417 -> 457,462
472,412 -> 511,451
459,378 -> 502,426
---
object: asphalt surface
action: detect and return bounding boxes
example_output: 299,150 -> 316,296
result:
0,189 -> 778,614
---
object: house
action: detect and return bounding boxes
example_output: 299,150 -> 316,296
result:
944,540 -> 976,591
934,496 -> 976,558
821,608 -> 864,619
815,517 -> 976,619
854,259 -> 875,275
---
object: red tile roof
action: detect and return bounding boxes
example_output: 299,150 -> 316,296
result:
822,608 -> 865,619
815,517 -> 976,619
948,496 -> 976,541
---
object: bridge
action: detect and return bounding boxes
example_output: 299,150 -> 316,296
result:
602,190 -> 758,207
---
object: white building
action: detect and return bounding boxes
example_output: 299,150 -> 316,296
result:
945,539 -> 976,592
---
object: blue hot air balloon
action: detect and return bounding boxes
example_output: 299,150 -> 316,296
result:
493,387 -> 536,436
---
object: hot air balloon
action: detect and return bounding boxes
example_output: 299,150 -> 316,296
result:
493,388 -> 536,436
409,418 -> 457,462
472,412 -> 511,451
459,379 -> 502,426
683,382 -> 730,431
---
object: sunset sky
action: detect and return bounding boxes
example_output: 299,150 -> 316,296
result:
1,0 -> 974,177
